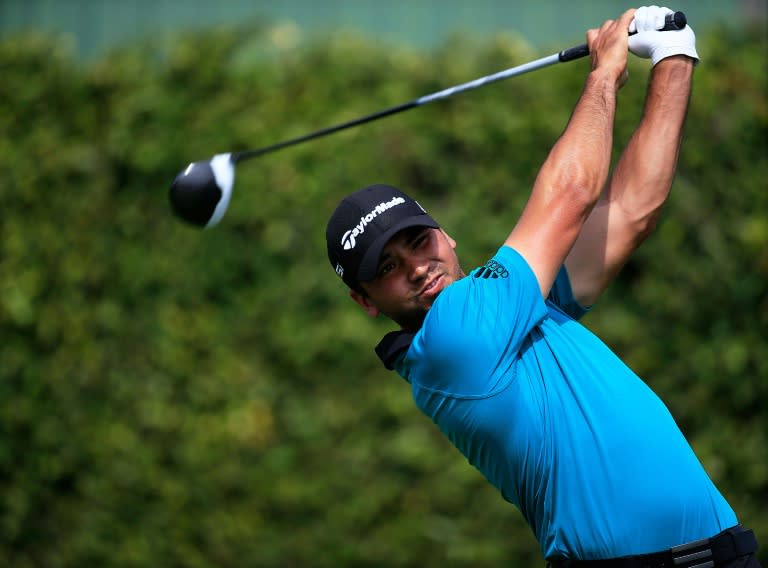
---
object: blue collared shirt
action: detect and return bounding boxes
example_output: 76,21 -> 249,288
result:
392,245 -> 736,559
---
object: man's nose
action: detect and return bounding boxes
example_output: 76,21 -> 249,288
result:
404,254 -> 429,281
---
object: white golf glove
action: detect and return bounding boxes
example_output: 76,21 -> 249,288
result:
628,5 -> 699,66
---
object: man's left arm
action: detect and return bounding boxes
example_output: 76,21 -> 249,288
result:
564,8 -> 698,307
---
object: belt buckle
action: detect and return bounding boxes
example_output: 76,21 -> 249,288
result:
669,536 -> 714,568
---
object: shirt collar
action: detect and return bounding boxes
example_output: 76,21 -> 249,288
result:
374,330 -> 415,370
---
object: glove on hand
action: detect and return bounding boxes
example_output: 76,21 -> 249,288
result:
628,5 -> 699,66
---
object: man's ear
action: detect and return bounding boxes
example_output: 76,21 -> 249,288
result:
350,289 -> 380,318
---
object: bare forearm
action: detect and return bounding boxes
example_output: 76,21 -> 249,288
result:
506,68 -> 623,296
505,9 -> 635,297
564,56 -> 695,306
539,69 -> 619,212
608,56 -> 694,232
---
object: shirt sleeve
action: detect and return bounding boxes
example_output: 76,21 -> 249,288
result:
406,245 -> 548,396
547,265 -> 591,321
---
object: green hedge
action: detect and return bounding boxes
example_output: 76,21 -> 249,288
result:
1,22 -> 766,567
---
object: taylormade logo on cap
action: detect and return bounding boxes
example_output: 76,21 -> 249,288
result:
340,196 -> 406,250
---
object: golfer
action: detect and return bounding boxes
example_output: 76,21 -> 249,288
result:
325,6 -> 760,566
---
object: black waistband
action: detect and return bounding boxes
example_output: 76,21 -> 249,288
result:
547,525 -> 758,568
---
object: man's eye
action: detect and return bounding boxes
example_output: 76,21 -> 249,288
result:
378,263 -> 395,277
413,234 -> 428,248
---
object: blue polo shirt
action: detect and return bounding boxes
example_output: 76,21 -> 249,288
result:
390,245 -> 736,559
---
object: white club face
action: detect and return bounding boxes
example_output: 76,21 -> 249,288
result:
206,153 -> 235,228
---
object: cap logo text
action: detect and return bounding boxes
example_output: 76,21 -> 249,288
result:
340,196 -> 406,250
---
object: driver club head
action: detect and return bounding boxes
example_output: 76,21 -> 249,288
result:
169,153 -> 235,228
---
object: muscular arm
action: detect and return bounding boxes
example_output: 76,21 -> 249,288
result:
564,56 -> 695,307
505,10 -> 635,297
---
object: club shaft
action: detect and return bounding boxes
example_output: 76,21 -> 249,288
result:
234,100 -> 418,162
232,52 -> 561,163
415,53 -> 561,105
232,11 -> 685,164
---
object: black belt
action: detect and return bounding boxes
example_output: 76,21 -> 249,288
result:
547,524 -> 758,568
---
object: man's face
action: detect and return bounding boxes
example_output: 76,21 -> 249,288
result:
351,226 -> 465,330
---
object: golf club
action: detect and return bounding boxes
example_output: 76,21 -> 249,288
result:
169,11 -> 686,228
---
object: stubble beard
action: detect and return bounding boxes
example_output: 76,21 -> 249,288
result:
393,263 -> 466,331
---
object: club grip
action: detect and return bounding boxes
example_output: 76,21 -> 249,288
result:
558,11 -> 687,62
635,11 -> 687,34
666,11 -> 687,30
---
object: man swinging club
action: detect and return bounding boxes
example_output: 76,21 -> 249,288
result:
325,5 -> 760,567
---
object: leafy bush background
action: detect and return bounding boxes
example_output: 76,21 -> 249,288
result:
1,21 -> 766,567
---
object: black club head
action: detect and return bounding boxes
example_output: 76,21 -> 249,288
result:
169,153 -> 234,228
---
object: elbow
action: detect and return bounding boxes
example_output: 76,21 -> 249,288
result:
552,161 -> 606,213
532,154 -> 610,230
629,209 -> 663,246
565,180 -> 606,226
571,180 -> 603,213
643,213 -> 661,236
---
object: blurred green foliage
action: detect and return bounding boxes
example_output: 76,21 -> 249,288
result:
0,21 -> 766,568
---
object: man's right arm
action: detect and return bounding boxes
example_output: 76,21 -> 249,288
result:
504,9 -> 636,298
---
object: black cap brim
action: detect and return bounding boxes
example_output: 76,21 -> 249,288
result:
356,214 -> 440,282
